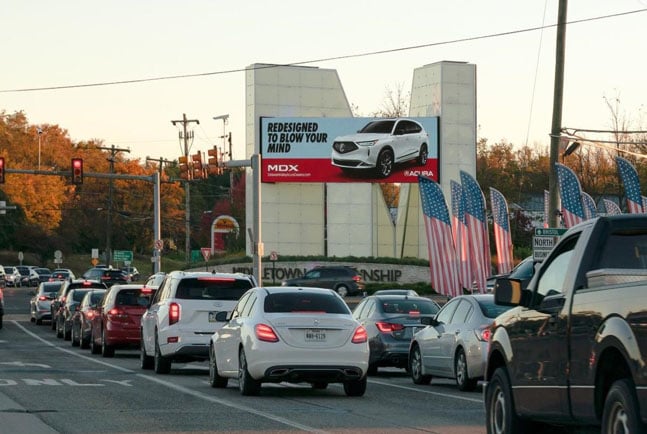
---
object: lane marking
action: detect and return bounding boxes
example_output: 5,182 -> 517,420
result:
11,321 -> 328,433
366,379 -> 483,403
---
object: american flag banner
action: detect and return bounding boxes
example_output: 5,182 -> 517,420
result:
604,199 -> 622,216
643,196 -> 647,212
616,156 -> 643,213
490,188 -> 513,274
581,192 -> 598,220
460,171 -> 490,293
543,189 -> 550,228
418,176 -> 461,297
555,163 -> 586,228
450,180 -> 472,291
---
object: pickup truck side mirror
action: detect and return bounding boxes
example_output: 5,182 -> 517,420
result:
494,277 -> 530,307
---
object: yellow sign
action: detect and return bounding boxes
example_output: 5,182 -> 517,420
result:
91,258 -> 99,266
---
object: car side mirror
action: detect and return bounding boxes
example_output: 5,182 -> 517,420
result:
494,277 -> 531,307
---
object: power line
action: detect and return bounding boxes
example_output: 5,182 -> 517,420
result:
1,9 -> 645,94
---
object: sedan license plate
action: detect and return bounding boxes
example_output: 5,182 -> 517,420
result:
305,328 -> 326,342
208,311 -> 218,322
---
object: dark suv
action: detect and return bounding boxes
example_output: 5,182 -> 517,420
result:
83,267 -> 129,287
281,265 -> 365,297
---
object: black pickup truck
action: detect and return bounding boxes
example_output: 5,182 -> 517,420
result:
485,215 -> 647,434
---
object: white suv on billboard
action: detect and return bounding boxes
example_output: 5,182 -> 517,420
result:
331,118 -> 429,178
140,270 -> 256,374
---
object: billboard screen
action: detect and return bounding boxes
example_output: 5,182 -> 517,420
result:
260,116 -> 439,183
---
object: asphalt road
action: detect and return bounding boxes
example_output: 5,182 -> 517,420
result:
0,287 -> 591,434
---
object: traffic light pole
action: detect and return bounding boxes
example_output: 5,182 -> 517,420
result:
225,154 -> 262,283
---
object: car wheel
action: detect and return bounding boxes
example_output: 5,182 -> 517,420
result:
343,376 -> 367,397
56,318 -> 63,338
455,348 -> 478,391
312,382 -> 328,390
602,378 -> 645,434
63,321 -> 72,341
35,317 -> 43,326
0,314 -> 3,330
80,328 -> 90,350
367,363 -> 378,376
375,149 -> 394,178
30,316 -> 35,323
238,348 -> 260,396
208,345 -> 228,388
51,312 -> 57,330
71,324 -> 80,347
410,345 -> 432,385
335,284 -> 349,298
417,143 -> 428,165
485,367 -> 524,434
140,335 -> 154,370
90,327 -> 101,354
154,333 -> 171,374
101,329 -> 114,358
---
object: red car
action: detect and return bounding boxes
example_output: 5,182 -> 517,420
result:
90,284 -> 149,357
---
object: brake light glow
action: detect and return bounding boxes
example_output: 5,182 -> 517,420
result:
169,302 -> 180,325
352,275 -> 362,282
38,295 -> 48,301
255,324 -> 279,342
352,326 -> 368,343
376,321 -> 405,333
107,308 -> 128,320
477,327 -> 492,342
141,287 -> 152,294
86,311 -> 95,320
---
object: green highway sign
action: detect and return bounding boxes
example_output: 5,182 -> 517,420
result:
113,250 -> 133,262
535,228 -> 568,236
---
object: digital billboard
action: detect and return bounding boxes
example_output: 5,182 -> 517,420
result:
260,116 -> 439,183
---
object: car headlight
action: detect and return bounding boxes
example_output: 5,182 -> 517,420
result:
356,140 -> 378,147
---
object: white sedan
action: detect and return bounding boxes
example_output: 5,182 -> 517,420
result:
208,286 -> 369,396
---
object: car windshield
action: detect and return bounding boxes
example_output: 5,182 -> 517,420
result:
478,298 -> 513,319
359,120 -> 395,134
264,293 -> 350,314
380,299 -> 439,315
175,278 -> 252,301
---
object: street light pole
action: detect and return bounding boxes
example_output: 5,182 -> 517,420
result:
37,128 -> 42,171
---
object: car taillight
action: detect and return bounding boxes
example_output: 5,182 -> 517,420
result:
86,311 -> 95,320
38,295 -> 48,301
169,302 -> 180,325
376,321 -> 405,333
352,326 -> 368,343
255,324 -> 279,342
477,327 -> 492,342
61,296 -> 66,303
352,275 -> 361,282
107,308 -> 128,320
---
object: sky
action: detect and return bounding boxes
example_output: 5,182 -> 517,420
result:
2,0 -> 646,164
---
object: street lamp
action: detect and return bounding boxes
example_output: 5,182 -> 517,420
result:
213,114 -> 229,160
37,128 -> 43,170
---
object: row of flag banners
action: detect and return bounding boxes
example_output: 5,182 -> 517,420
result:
419,156 -> 642,297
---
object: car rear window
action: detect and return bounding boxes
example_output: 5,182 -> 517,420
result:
264,293 -> 350,314
478,298 -> 513,319
115,289 -> 149,307
72,290 -> 91,302
175,277 -> 252,301
380,300 -> 439,315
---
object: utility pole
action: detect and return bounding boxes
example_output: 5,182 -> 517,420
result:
98,145 -> 130,267
171,113 -> 200,264
145,156 -> 172,181
548,0 -> 568,227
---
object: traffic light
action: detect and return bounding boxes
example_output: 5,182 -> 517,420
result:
178,156 -> 191,180
207,147 -> 221,176
71,158 -> 83,185
0,157 -> 4,184
191,152 -> 204,179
